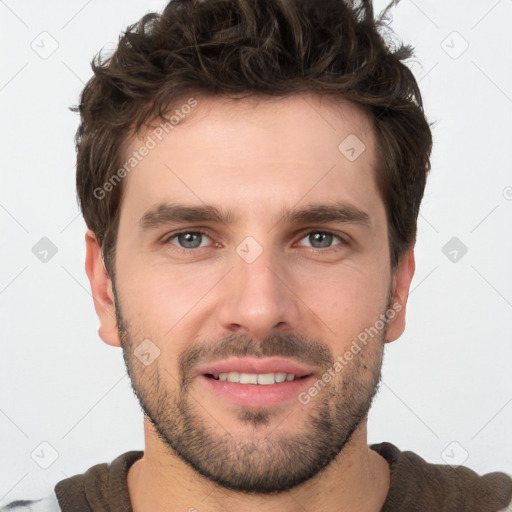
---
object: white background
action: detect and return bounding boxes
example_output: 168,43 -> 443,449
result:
1,0 -> 511,504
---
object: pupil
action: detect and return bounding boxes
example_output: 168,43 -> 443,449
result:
311,232 -> 331,248
180,232 -> 201,248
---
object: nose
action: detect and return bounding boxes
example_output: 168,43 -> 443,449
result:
216,245 -> 302,341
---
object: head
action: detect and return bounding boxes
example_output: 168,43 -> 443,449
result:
81,0 -> 431,494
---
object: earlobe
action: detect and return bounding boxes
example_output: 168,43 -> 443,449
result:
385,247 -> 415,343
84,229 -> 122,348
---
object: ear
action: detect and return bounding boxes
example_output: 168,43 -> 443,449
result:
84,229 -> 121,347
385,246 -> 415,343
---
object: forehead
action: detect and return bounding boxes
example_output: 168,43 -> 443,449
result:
119,92 -> 381,226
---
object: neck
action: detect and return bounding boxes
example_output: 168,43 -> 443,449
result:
127,418 -> 390,512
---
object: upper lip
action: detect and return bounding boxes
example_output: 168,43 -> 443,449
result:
196,357 -> 316,378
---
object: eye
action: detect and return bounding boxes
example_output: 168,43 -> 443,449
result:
164,230 -> 213,251
296,230 -> 347,251
162,229 -> 349,254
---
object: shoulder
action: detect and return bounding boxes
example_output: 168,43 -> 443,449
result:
0,493 -> 61,512
1,451 -> 142,512
371,441 -> 512,511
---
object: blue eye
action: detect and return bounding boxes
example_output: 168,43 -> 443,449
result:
162,229 -> 348,255
165,230 -> 212,250
298,231 -> 344,250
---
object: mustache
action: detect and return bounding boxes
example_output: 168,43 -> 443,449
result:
179,332 -> 334,386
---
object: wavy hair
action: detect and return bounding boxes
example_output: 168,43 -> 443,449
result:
73,0 -> 433,274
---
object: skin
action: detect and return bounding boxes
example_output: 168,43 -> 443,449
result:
85,92 -> 415,512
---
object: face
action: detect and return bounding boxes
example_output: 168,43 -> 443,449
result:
89,92 -> 414,493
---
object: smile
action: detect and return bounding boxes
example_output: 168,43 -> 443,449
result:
207,372 -> 306,384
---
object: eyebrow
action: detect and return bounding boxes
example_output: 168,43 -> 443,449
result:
139,202 -> 371,231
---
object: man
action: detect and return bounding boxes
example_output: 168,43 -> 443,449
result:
3,0 -> 511,510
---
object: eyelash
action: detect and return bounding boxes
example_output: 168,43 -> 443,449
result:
162,229 -> 350,255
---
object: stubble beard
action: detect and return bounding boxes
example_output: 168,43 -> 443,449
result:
114,283 -> 388,494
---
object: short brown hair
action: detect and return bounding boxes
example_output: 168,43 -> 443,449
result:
74,0 -> 433,275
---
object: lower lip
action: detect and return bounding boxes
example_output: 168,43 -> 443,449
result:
198,374 -> 316,408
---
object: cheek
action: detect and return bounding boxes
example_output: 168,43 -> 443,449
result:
298,264 -> 389,346
116,259 -> 221,335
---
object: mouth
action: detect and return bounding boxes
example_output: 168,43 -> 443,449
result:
205,372 -> 311,385
196,356 -> 316,380
196,357 -> 318,408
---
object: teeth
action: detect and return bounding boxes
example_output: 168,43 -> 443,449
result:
212,372 -> 298,384
227,372 -> 240,383
256,373 -> 275,385
240,373 -> 258,384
